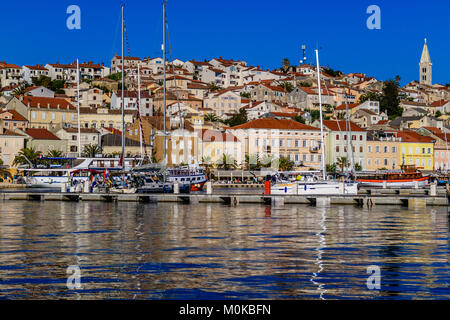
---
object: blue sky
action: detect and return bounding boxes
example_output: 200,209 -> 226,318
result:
2,0 -> 449,85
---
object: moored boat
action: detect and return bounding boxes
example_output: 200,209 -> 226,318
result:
357,165 -> 429,188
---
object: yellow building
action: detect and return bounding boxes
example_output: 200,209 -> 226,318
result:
80,107 -> 134,130
397,131 -> 435,170
6,96 -> 77,131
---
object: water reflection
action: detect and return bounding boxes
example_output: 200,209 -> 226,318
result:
0,201 -> 449,300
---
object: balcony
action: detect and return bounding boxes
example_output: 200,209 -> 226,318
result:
310,147 -> 320,154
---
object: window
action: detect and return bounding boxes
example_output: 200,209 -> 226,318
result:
336,135 -> 340,140
368,146 -> 372,153
42,112 -> 46,120
360,146 -> 364,153
393,147 -> 397,153
336,146 -> 340,153
376,146 -> 380,153
384,159 -> 389,166
384,146 -> 388,153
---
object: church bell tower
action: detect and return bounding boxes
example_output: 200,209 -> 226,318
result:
419,38 -> 432,86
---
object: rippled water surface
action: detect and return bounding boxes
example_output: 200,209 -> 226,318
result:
0,201 -> 449,300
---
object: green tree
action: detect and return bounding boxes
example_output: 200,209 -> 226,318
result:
13,147 -> 41,167
336,157 -> 349,172
245,154 -> 260,170
208,82 -> 223,92
224,108 -> 248,127
45,150 -> 64,165
12,84 -> 31,97
82,144 -> 102,157
326,163 -> 337,174
240,92 -> 251,99
293,115 -> 306,124
217,154 -> 237,170
277,156 -> 294,171
108,72 -> 125,81
435,110 -> 443,118
277,81 -> 294,93
298,81 -> 311,87
380,78 -> 402,117
359,91 -> 381,103
204,113 -> 220,122
354,163 -> 362,171
323,67 -> 343,77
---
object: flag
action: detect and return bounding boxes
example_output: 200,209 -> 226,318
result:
103,169 -> 110,183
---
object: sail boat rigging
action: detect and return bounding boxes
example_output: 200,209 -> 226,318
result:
269,48 -> 358,196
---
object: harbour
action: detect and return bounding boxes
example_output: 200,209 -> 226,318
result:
0,200 -> 448,300
1,185 -> 449,208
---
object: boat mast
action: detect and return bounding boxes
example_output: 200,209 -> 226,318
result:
315,49 -> 327,181
121,4 -> 126,169
162,0 -> 167,181
344,87 -> 355,176
76,58 -> 81,158
138,62 -> 143,158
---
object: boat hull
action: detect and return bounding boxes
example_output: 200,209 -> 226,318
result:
270,182 -> 358,196
25,176 -> 89,188
357,177 -> 429,188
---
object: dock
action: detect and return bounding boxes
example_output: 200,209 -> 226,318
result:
1,186 -> 449,208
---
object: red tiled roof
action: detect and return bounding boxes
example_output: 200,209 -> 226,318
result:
25,128 -> 60,140
199,129 -> 239,142
22,96 -> 75,110
336,103 -> 361,111
24,65 -> 48,71
323,120 -> 365,132
62,128 -> 100,134
0,62 -> 20,69
271,112 -> 298,118
424,127 -> 443,135
395,131 -> 435,143
0,110 -> 28,122
431,100 -> 449,107
229,118 -> 320,131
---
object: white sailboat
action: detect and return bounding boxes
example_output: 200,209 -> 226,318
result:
271,49 -> 358,196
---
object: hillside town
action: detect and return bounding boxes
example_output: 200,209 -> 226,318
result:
1,39 -> 450,176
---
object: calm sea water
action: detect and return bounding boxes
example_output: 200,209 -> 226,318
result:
0,200 -> 449,300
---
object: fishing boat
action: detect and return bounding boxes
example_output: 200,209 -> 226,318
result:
357,165 -> 429,188
270,49 -> 358,196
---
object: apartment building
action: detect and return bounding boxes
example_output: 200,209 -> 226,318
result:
227,118 -> 323,169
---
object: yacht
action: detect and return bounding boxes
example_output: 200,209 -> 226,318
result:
21,157 -> 142,188
270,49 -> 358,196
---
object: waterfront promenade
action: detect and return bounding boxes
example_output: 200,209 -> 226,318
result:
1,185 -> 448,208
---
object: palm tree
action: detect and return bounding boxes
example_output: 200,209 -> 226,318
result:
245,154 -> 260,170
260,154 -> 274,168
82,144 -> 102,157
204,113 -> 220,122
12,84 -> 31,97
326,163 -> 337,174
13,147 -> 41,167
217,154 -> 237,171
336,157 -> 349,172
208,82 -> 223,92
277,156 -> 294,171
45,149 -> 64,166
